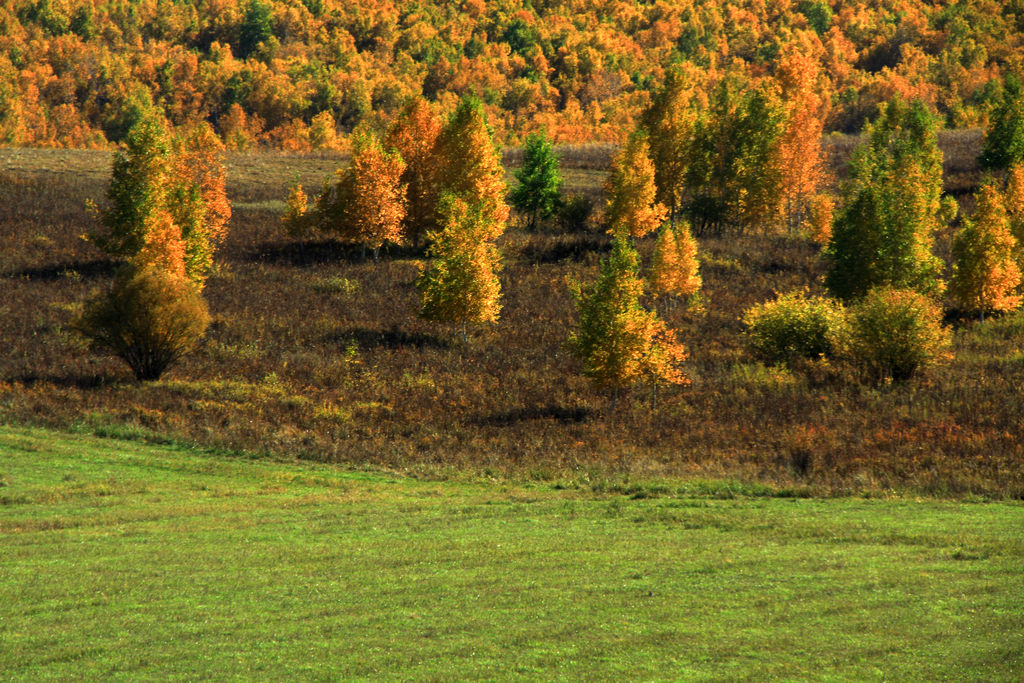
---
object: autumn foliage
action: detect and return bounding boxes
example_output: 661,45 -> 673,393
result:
417,194 -> 503,338
649,221 -> 701,303
951,184 -> 1022,317
568,231 -> 687,406
603,132 -> 666,238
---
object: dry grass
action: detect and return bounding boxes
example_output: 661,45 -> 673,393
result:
1,137 -> 1020,498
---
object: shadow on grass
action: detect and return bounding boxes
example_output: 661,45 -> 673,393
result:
518,234 -> 608,265
475,404 -> 594,426
328,326 -> 451,351
247,240 -> 428,267
6,259 -> 116,281
12,371 -> 125,390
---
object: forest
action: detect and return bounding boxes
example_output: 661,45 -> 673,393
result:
2,0 -> 1024,148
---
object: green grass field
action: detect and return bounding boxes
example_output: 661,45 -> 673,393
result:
2,425 -> 1022,680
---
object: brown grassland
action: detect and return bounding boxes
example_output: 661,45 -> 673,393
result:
1,130 -> 1022,498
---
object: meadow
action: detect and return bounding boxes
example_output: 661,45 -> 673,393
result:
1,132 -> 1023,498
2,424 -> 1022,680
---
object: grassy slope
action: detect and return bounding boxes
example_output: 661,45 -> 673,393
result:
2,426 -> 1022,681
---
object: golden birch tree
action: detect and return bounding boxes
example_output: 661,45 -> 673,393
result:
568,230 -> 688,410
604,131 -> 667,238
417,194 -> 502,341
385,98 -> 443,245
951,183 -> 1022,318
649,221 -> 701,306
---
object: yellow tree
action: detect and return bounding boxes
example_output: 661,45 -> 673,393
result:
417,194 -> 502,341
649,221 -> 701,307
346,132 -> 407,260
169,122 -> 231,287
951,183 -> 1022,318
568,230 -> 688,411
435,96 -> 509,238
317,131 -> 408,261
604,131 -> 667,238
385,98 -> 443,245
640,67 -> 697,222
774,46 -> 831,235
1004,163 -> 1024,267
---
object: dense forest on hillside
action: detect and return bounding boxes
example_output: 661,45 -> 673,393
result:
2,0 -> 1024,149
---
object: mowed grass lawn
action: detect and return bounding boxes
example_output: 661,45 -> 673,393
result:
1,426 -> 1022,681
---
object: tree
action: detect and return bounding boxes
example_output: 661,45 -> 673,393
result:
168,123 -> 231,286
979,75 -> 1024,172
951,183 -> 1022,318
91,111 -> 172,261
385,98 -> 443,245
315,130 -> 407,260
435,97 -> 509,237
417,194 -> 502,341
774,47 -> 830,234
74,264 -> 210,382
567,230 -> 688,410
509,130 -> 562,229
639,67 -> 696,222
604,131 -> 667,238
91,113 -> 230,288
649,221 -> 701,306
683,80 -> 786,235
238,0 -> 274,60
825,98 -> 946,301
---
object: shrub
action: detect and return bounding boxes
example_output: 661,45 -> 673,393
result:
840,287 -> 952,383
557,193 -> 593,232
74,266 -> 210,381
742,290 -> 844,365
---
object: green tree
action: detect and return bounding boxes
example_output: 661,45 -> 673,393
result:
640,67 -> 695,222
979,75 -> 1024,171
91,111 -> 172,260
238,0 -> 274,60
567,230 -> 688,410
92,114 -> 230,289
509,130 -> 562,230
826,98 -> 946,301
683,80 -> 786,235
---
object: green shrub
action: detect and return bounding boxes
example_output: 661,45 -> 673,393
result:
74,265 -> 210,381
840,287 -> 952,383
742,290 -> 844,365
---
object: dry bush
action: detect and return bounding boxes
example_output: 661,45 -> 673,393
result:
74,266 -> 210,381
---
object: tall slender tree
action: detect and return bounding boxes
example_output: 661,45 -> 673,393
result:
385,98 -> 443,245
435,96 -> 509,237
417,194 -> 502,341
649,221 -> 701,307
951,183 -> 1022,318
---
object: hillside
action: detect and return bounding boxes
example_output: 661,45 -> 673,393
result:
2,0 -> 1024,148
1,140 -> 1023,497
